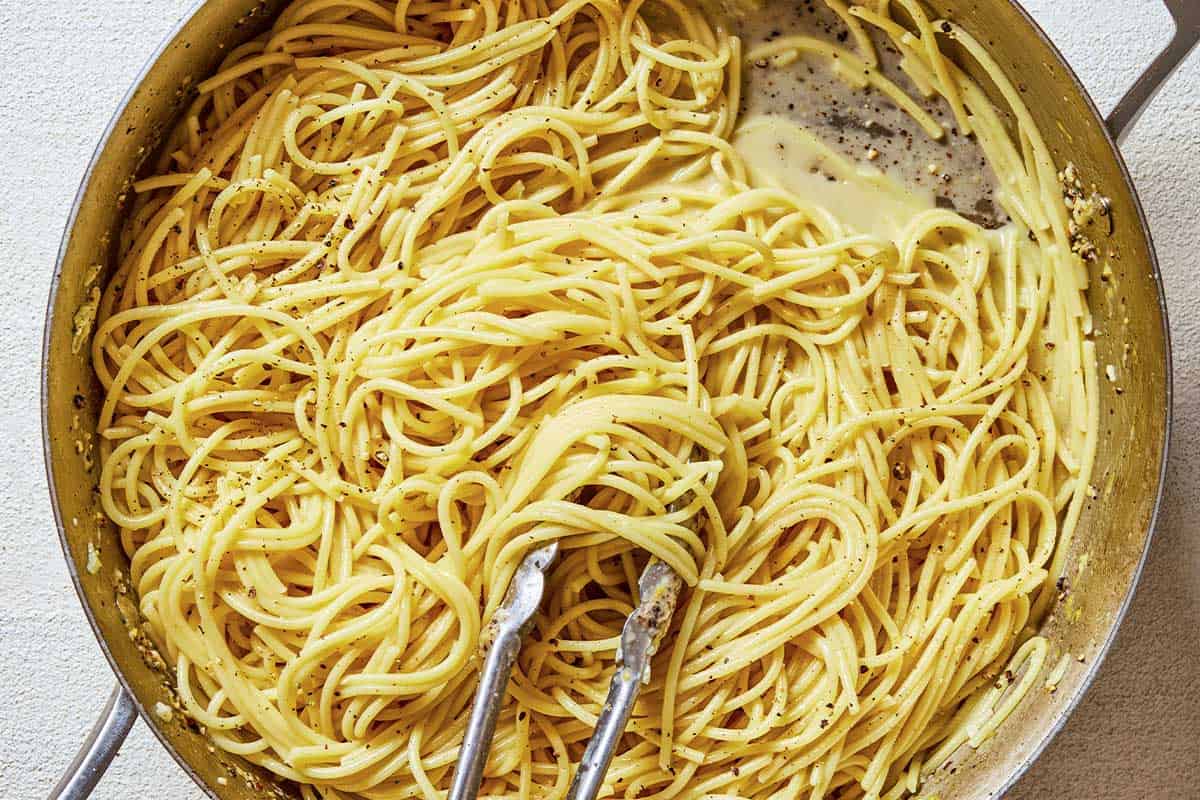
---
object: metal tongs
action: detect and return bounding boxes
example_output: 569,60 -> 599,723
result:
448,499 -> 693,800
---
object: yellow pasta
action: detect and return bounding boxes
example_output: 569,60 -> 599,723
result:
92,0 -> 1096,798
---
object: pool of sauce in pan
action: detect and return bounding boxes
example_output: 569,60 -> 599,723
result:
731,0 -> 1008,232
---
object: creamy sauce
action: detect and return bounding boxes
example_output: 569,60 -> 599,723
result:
620,114 -> 936,239
733,2 -> 1007,230
733,114 -> 934,239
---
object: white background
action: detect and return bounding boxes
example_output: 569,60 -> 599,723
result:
0,1 -> 1196,797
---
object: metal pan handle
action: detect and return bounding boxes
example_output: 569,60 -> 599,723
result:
49,684 -> 137,799
1107,0 -> 1199,143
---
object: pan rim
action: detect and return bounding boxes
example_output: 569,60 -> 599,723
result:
39,1 -> 1174,797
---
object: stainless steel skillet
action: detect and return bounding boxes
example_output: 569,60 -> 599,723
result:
42,1 -> 1194,797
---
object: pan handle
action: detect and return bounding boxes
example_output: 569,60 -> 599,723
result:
1107,0 -> 1199,143
49,684 -> 137,800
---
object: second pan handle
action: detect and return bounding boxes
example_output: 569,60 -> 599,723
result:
48,684 -> 137,800
1106,0 -> 1199,143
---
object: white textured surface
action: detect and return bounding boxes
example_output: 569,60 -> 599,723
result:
0,1 -> 1195,797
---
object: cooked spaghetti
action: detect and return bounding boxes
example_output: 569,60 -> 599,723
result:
92,0 -> 1097,797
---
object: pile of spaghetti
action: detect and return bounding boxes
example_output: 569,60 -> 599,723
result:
93,0 -> 1096,797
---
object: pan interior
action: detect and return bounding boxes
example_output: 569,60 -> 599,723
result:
43,1 -> 1167,798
